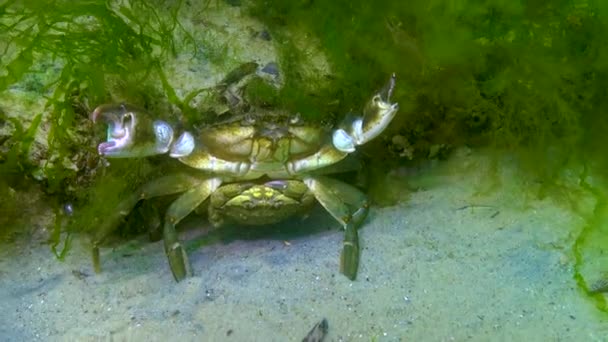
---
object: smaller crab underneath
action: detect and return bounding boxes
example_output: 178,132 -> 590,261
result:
90,72 -> 399,282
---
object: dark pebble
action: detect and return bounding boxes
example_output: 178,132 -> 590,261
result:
259,30 -> 272,41
261,62 -> 280,77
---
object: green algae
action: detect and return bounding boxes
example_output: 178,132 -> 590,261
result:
1,0 -> 608,309
0,0 -> 195,254
249,0 -> 608,309
250,0 -> 607,161
573,164 -> 608,313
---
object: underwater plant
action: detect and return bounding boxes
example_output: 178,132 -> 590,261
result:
251,0 -> 608,164
0,0 -> 195,252
1,0 -> 607,306
249,0 -> 608,308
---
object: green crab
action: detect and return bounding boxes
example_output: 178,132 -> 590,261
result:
91,74 -> 398,282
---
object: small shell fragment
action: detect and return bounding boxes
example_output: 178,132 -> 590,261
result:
302,318 -> 328,342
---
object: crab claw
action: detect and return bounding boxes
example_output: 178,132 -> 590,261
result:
91,104 -> 175,158
332,74 -> 399,153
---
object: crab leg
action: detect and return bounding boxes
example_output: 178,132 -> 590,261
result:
303,176 -> 369,280
162,177 -> 222,281
91,173 -> 206,273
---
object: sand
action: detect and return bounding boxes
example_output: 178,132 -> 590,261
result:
2,148 -> 607,341
2,3 -> 608,340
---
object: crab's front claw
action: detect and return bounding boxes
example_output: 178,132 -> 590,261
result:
332,74 -> 399,153
91,104 -> 187,158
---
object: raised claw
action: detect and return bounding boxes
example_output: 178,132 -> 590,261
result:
91,104 -> 175,158
332,74 -> 399,153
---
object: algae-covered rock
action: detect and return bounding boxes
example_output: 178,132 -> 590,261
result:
2,0 -> 608,311
0,0 -> 337,254
0,1 -> 336,193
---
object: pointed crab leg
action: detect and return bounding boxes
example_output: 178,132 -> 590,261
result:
91,173 -> 207,273
162,177 -> 222,281
303,176 -> 369,280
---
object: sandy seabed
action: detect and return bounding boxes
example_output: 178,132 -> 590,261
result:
1,149 -> 607,341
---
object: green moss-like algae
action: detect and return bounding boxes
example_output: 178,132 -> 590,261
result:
2,0 -> 608,303
0,0 -> 193,254
251,0 -> 607,163
249,0 -> 608,308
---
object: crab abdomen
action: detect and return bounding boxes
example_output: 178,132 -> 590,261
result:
207,180 -> 315,227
